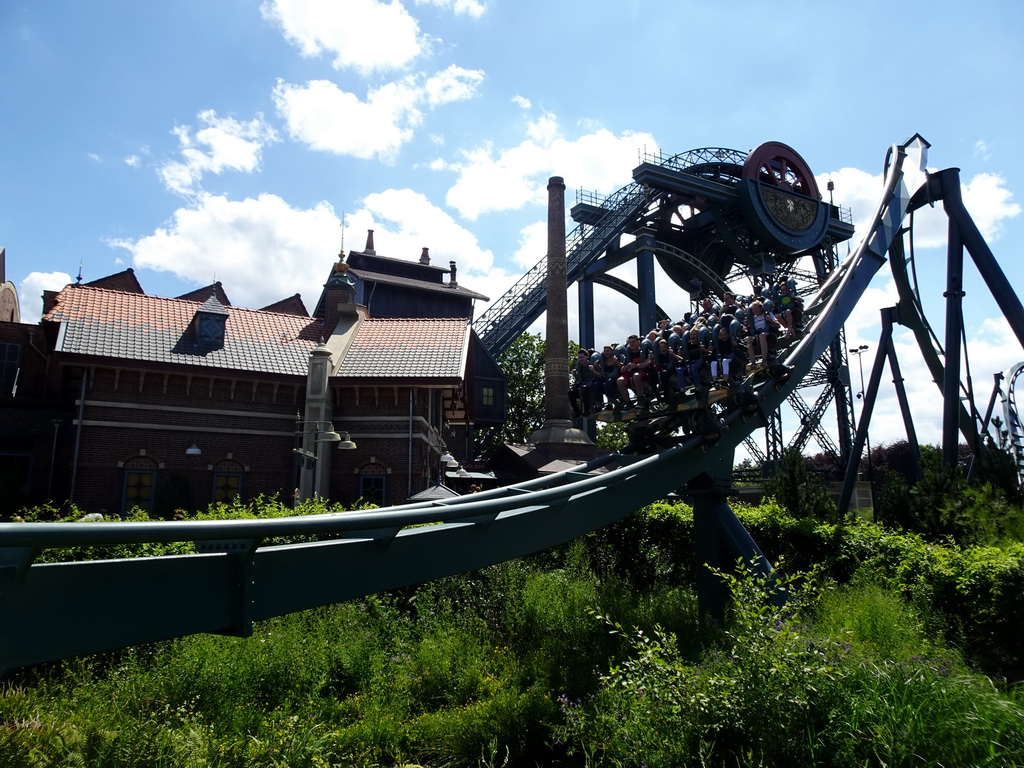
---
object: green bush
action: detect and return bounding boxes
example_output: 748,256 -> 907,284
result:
5,496 -> 1024,766
556,561 -> 1024,768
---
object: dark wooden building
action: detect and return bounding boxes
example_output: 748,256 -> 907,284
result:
0,241 -> 505,517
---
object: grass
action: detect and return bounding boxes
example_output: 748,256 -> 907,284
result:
2,517 -> 1023,767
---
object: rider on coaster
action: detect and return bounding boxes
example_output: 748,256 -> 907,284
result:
652,337 -> 681,403
681,322 -> 711,393
616,334 -> 654,407
775,280 -> 803,339
711,324 -> 743,384
595,344 -> 625,409
569,348 -> 600,418
745,299 -> 781,364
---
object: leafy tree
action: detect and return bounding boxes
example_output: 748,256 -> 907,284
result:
875,444 -> 1024,545
481,334 -> 623,455
765,448 -> 839,522
596,421 -> 628,451
491,332 -> 548,446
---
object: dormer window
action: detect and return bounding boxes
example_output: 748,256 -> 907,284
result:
193,296 -> 228,347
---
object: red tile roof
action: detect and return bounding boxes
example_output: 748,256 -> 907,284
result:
41,286 -> 472,382
43,285 -> 331,376
337,317 -> 469,381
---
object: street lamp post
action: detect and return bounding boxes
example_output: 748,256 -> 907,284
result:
293,417 -> 356,504
848,345 -> 874,500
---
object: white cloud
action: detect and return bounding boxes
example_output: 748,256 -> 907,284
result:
525,111 -> 559,144
511,220 -> 546,270
109,193 -> 340,309
18,271 -> 74,324
958,173 -> 1021,242
443,114 -> 657,219
340,188 -> 516,313
260,0 -> 426,74
413,0 -> 487,18
124,155 -> 141,168
511,95 -> 531,110
273,67 -> 482,160
423,64 -> 484,107
158,110 -> 279,196
355,187 -> 495,274
817,167 -> 1020,252
106,187 -> 502,313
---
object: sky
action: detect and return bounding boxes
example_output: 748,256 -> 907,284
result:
2,0 -> 1023,457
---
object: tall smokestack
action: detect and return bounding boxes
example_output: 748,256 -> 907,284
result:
544,177 -> 570,422
528,176 -> 593,452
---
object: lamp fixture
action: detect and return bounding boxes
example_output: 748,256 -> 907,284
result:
185,441 -> 202,456
337,431 -> 357,450
315,422 -> 341,442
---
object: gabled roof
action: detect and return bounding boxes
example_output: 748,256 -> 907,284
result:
83,268 -> 144,294
43,285 -> 332,376
407,483 -> 461,501
176,282 -> 232,306
348,249 -> 450,277
261,294 -> 308,316
348,267 -> 490,301
336,317 -> 470,381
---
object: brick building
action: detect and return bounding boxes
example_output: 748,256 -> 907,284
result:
0,240 -> 505,517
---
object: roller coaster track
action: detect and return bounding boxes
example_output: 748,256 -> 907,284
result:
1001,362 -> 1024,485
0,137 -> 930,675
473,148 -> 748,358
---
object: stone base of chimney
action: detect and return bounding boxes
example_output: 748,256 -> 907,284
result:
527,419 -> 598,458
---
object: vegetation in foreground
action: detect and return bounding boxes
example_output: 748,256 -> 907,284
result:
3,497 -> 1024,767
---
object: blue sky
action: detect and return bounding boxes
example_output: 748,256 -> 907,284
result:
2,0 -> 1022,453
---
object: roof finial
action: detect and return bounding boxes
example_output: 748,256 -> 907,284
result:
419,247 -> 430,265
364,229 -> 375,255
76,259 -> 84,284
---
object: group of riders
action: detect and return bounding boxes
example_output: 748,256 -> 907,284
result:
569,279 -> 804,418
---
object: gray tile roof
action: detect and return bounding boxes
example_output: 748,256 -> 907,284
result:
336,317 -> 470,381
44,285 -> 332,376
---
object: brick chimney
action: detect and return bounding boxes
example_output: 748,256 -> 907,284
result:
528,176 -> 594,452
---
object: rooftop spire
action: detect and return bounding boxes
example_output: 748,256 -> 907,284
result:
419,247 -> 430,265
364,229 -> 375,255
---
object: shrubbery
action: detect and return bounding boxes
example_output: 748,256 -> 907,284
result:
2,497 -> 1024,766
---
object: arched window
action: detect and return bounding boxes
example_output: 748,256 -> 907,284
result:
122,456 -> 158,515
212,459 -> 244,503
358,462 -> 387,507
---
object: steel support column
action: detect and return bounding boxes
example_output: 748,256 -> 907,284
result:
577,278 -> 595,350
839,308 -> 922,515
636,248 -> 656,332
942,197 -> 965,466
